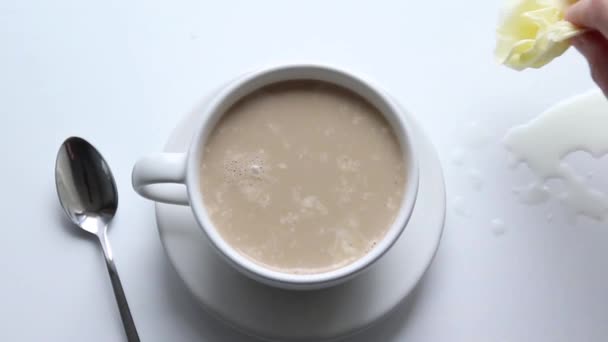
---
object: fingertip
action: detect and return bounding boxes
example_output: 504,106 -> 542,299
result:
570,31 -> 608,91
571,32 -> 593,57
565,0 -> 591,27
565,2 -> 581,22
571,33 -> 589,50
572,31 -> 606,55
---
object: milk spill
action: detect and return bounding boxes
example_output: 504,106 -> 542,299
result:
504,90 -> 608,221
512,183 -> 551,205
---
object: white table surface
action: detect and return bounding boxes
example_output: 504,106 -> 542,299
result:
2,1 -> 607,341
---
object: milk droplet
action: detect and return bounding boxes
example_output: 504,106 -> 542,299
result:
512,183 -> 551,205
546,212 -> 554,222
491,219 -> 507,236
450,148 -> 466,166
504,90 -> 608,221
452,196 -> 470,217
468,168 -> 484,191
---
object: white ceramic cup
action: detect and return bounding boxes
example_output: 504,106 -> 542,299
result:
132,64 -> 419,290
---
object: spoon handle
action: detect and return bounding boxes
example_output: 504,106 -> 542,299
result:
99,232 -> 141,342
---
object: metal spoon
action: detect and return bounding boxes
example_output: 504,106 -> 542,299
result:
55,137 -> 140,342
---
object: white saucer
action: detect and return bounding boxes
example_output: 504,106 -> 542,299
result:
155,90 -> 446,341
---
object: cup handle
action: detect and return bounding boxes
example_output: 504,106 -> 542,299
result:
131,153 -> 189,206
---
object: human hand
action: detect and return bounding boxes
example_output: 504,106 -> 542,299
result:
567,0 -> 608,94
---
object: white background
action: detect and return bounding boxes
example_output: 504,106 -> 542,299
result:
1,0 -> 607,341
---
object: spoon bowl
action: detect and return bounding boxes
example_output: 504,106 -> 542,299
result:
55,137 -> 118,234
55,136 -> 139,342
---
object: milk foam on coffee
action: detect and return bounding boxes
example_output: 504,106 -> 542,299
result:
200,81 -> 406,274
